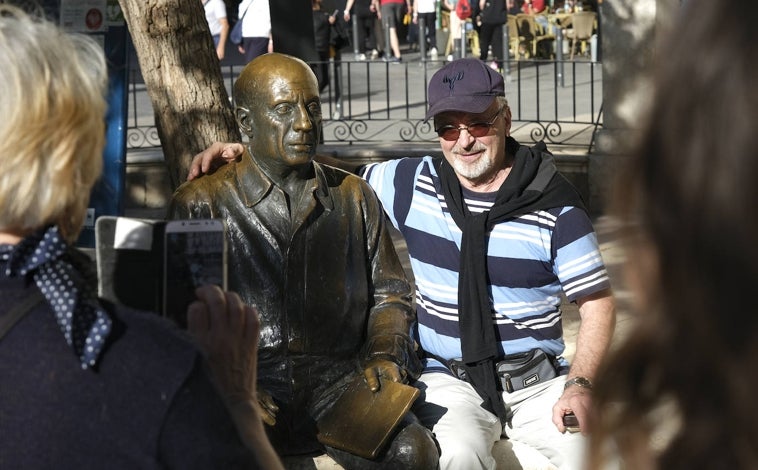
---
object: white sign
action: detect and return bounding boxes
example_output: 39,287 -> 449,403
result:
60,0 -> 108,33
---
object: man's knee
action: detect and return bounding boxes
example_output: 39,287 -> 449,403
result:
437,431 -> 496,469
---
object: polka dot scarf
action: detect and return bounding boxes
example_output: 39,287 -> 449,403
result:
0,225 -> 112,369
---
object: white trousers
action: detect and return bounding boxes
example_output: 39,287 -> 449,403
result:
413,372 -> 587,470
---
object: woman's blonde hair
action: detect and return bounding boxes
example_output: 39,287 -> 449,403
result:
0,4 -> 108,241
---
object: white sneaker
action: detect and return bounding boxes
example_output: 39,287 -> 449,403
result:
356,53 -> 367,61
430,47 -> 438,59
446,54 -> 454,62
370,49 -> 379,60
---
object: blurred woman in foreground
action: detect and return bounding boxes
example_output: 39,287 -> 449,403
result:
589,1 -> 758,468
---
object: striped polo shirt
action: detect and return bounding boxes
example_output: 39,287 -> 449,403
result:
363,156 -> 610,370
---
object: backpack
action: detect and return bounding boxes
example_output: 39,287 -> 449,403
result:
455,0 -> 472,20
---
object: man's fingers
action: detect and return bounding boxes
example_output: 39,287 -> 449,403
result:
220,143 -> 244,162
188,142 -> 240,181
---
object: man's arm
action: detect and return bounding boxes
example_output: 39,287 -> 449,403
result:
187,142 -> 363,181
551,289 -> 615,434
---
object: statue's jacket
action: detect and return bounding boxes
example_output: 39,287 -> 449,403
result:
170,151 -> 419,448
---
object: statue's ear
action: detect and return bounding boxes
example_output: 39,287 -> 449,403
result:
235,106 -> 253,136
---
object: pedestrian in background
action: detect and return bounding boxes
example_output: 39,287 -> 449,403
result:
237,0 -> 272,63
377,0 -> 408,62
478,0 -> 506,69
414,0 -> 439,59
202,0 -> 229,60
344,0 -> 380,59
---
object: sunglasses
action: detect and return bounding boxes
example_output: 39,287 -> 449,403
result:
434,106 -> 503,141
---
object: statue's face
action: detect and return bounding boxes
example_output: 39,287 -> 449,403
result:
249,64 -> 322,170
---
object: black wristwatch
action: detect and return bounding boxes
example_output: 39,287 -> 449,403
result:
564,376 -> 593,391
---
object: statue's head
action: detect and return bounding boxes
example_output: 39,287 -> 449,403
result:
233,53 -> 322,169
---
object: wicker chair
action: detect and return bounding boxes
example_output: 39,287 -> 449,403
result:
515,14 -> 555,59
564,11 -> 596,59
506,15 -> 525,59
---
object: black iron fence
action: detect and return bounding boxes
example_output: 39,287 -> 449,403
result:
127,55 -> 602,153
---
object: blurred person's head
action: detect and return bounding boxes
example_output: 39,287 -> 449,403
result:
589,1 -> 758,468
0,5 -> 107,243
233,53 -> 322,173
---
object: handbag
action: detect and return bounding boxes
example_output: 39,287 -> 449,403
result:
230,2 -> 250,45
495,349 -> 560,392
330,19 -> 352,50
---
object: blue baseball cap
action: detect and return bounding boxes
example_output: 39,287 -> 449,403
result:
425,58 -> 505,121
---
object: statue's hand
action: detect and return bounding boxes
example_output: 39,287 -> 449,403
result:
256,389 -> 278,426
363,358 -> 405,392
187,142 -> 244,181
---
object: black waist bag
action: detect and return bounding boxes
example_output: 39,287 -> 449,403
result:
495,349 -> 560,393
444,348 -> 560,393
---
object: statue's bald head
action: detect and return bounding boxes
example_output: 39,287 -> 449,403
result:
233,53 -> 319,109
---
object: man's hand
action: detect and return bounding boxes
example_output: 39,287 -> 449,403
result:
363,358 -> 405,392
552,384 -> 592,434
187,142 -> 244,181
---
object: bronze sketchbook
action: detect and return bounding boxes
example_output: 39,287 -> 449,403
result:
316,375 -> 420,459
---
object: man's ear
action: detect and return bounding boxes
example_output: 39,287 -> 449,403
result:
502,105 -> 513,136
235,106 -> 253,136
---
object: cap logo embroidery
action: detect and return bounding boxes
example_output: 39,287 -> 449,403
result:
442,71 -> 465,92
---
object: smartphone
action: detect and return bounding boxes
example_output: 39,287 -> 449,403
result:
563,412 -> 580,433
163,219 -> 227,327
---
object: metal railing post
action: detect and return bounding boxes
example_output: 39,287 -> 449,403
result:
419,16 -> 427,62
384,19 -> 391,59
502,19 -> 510,78
556,27 -> 565,87
459,21 -> 466,58
352,14 -> 360,60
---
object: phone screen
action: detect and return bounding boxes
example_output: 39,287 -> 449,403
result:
163,219 -> 227,327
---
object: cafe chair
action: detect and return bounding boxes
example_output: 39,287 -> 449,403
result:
564,10 -> 596,60
515,13 -> 555,59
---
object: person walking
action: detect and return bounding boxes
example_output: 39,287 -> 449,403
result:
478,0 -> 506,69
377,0 -> 409,62
344,0 -> 380,59
414,0 -> 439,59
202,0 -> 229,60
237,0 -> 272,63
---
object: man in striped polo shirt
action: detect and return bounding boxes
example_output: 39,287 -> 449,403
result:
190,58 -> 616,470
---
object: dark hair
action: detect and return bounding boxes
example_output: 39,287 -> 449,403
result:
589,1 -> 758,468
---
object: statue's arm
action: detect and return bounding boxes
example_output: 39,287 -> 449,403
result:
360,184 -> 422,391
168,184 -> 214,220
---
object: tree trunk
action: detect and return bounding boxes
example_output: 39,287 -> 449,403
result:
118,0 -> 240,190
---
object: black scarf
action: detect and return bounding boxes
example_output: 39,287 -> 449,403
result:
435,137 -> 585,428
